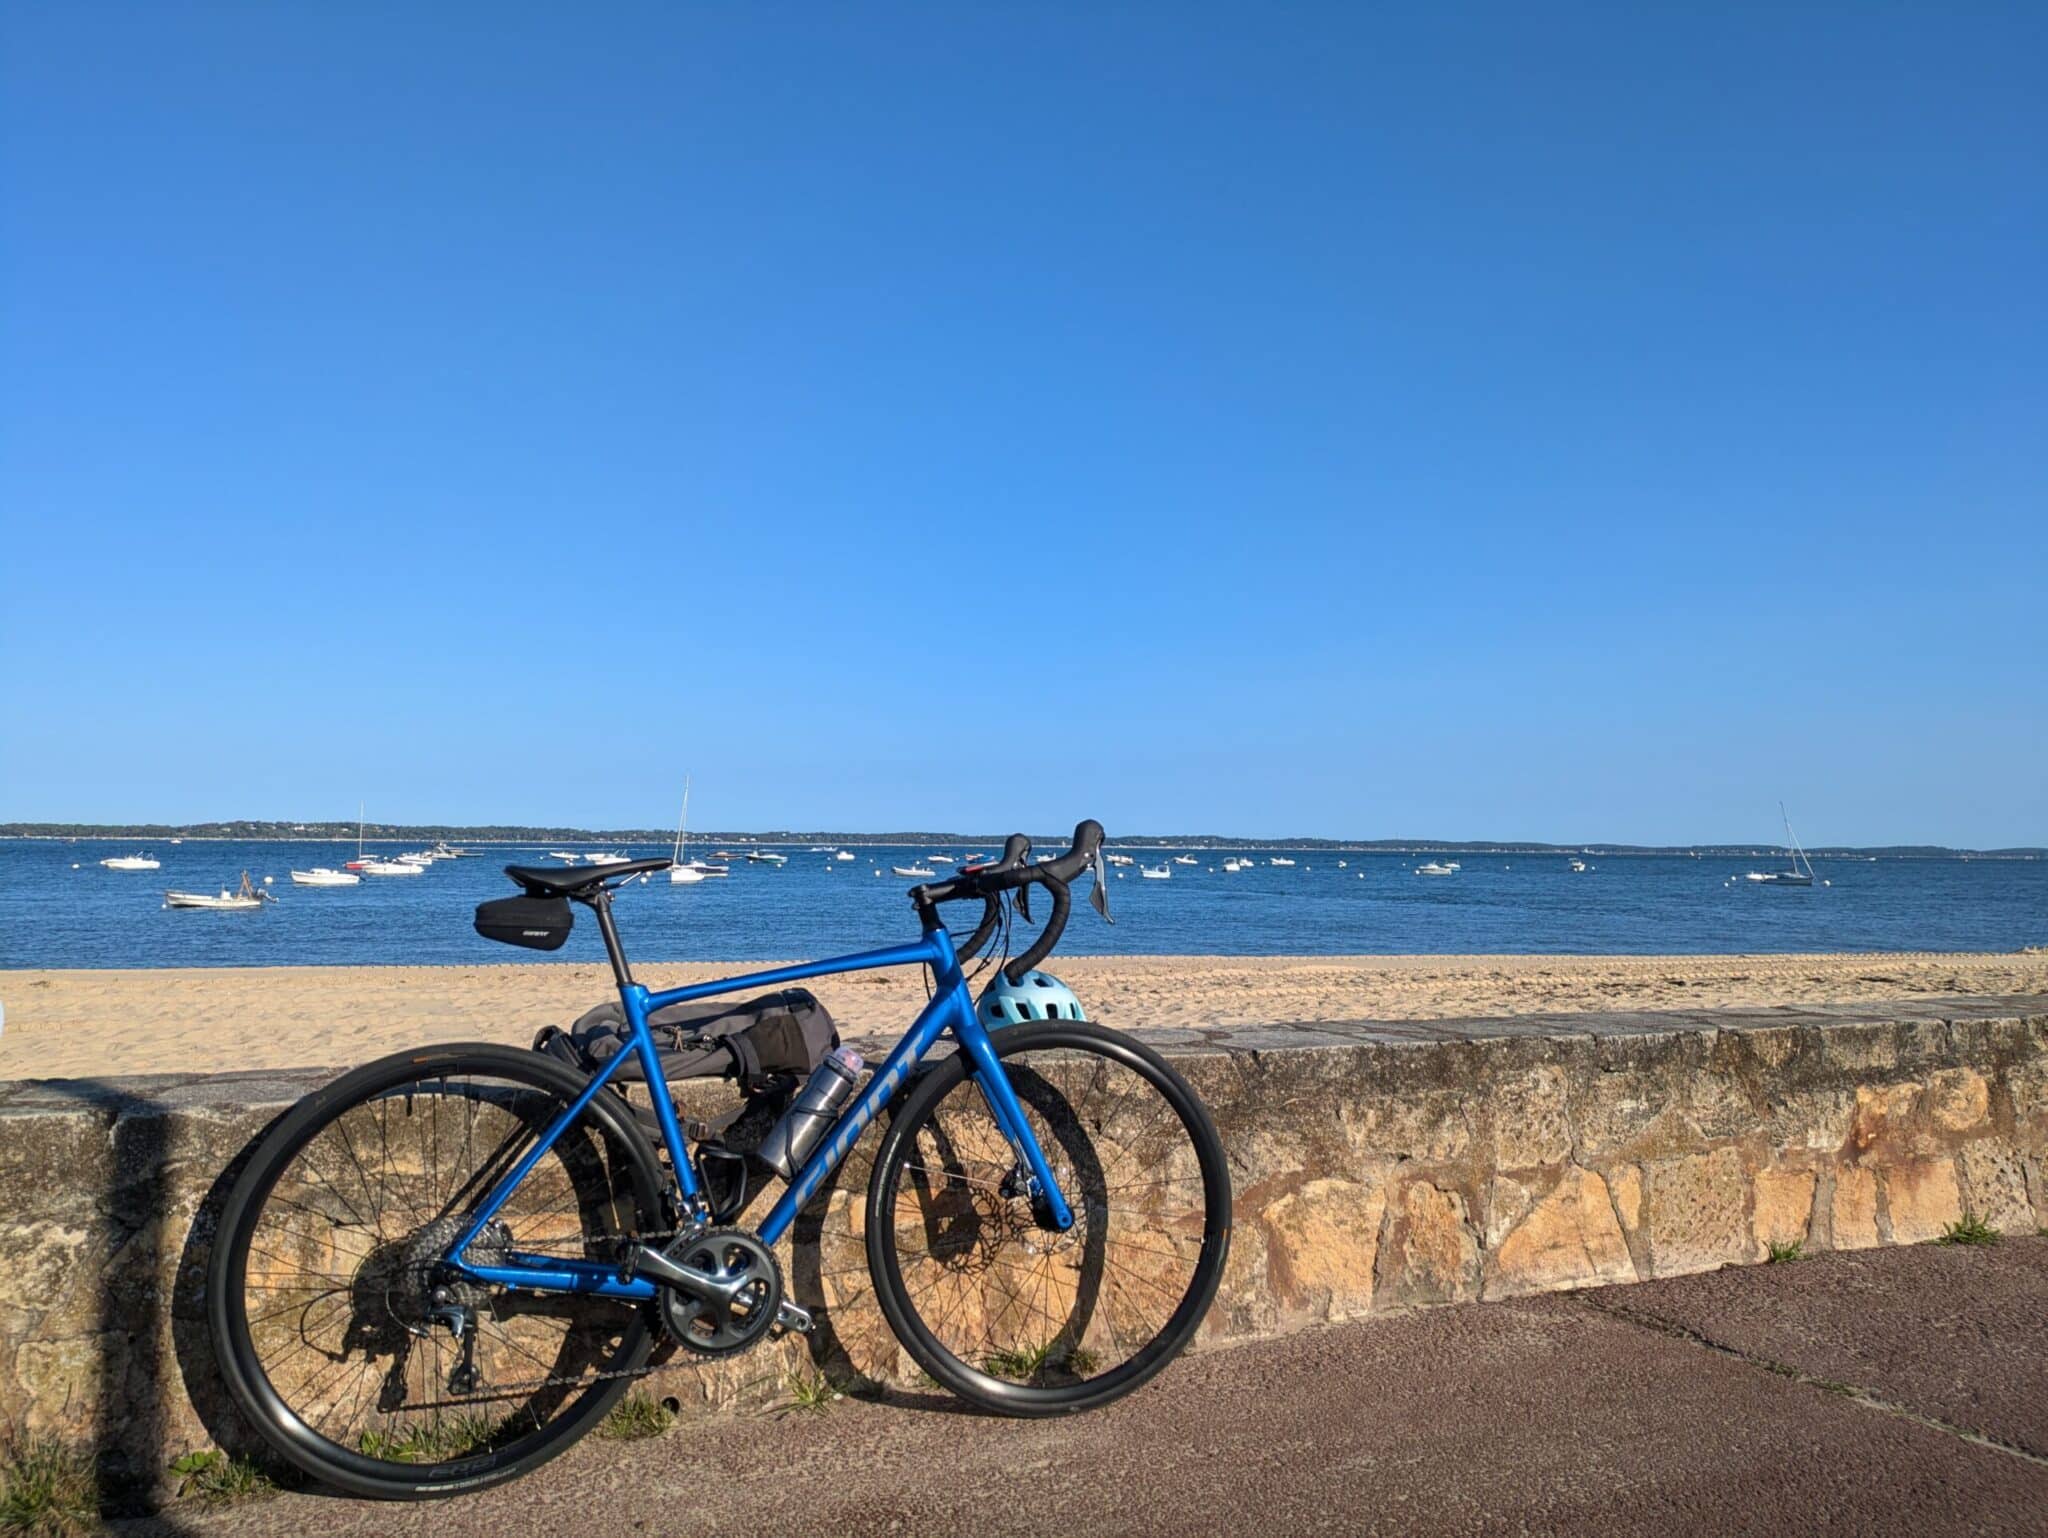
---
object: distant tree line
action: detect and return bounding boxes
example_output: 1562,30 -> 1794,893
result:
0,821 -> 2037,857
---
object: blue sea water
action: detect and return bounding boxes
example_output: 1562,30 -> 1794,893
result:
2,840 -> 2043,970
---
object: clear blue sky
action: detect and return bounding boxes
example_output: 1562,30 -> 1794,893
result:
3,4 -> 2042,845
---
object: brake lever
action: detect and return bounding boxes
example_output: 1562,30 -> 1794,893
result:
1015,884 -> 1032,923
1090,847 -> 1112,923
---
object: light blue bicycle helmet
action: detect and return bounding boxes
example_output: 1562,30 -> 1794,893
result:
976,969 -> 1088,1025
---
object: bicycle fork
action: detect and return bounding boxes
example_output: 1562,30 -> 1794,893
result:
949,988 -> 1076,1233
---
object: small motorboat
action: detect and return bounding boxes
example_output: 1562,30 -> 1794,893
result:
892,865 -> 937,878
747,851 -> 789,865
361,860 -> 425,876
1221,859 -> 1247,873
1269,857 -> 1296,867
1172,855 -> 1198,866
1140,865 -> 1172,880
101,854 -> 161,871
1105,853 -> 1135,867
834,850 -> 856,862
166,873 -> 272,910
291,867 -> 361,887
1415,862 -> 1457,877
1569,858 -> 1589,873
925,854 -> 955,865
584,852 -> 628,866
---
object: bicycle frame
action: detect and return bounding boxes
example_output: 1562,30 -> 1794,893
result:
447,914 -> 1074,1302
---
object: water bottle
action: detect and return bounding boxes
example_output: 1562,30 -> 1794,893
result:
756,1047 -> 865,1180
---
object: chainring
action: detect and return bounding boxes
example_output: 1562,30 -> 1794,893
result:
655,1227 -> 783,1357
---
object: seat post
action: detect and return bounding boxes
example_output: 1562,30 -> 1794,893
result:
588,889 -> 635,989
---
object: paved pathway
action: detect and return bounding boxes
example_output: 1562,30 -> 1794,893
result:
127,1237 -> 2048,1537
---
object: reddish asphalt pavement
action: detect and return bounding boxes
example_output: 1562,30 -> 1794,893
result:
126,1237 -> 2048,1538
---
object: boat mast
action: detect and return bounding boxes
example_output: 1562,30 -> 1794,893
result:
1781,802 -> 1813,880
672,777 -> 691,865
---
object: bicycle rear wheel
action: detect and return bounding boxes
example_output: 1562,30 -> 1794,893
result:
208,1044 -> 665,1499
866,1021 -> 1230,1415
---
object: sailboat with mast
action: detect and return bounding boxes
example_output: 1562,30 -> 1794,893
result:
669,780 -> 704,883
344,802 -> 371,871
1744,804 -> 1817,886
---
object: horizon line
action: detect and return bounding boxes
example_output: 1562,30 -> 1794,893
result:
2,820 -> 2042,857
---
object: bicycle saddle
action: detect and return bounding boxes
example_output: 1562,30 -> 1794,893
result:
503,858 -> 672,896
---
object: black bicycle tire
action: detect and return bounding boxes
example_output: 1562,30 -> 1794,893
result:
208,1043 -> 666,1500
864,1021 -> 1231,1416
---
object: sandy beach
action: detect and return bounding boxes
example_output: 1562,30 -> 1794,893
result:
3,949 -> 2044,1081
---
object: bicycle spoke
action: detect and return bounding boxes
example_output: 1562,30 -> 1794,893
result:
228,1058 -> 654,1485
878,1030 -> 1226,1401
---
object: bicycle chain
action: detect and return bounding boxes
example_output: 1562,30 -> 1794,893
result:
417,1225 -> 785,1405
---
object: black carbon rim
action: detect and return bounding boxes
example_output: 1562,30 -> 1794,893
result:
209,1045 -> 662,1498
867,1023 -> 1230,1416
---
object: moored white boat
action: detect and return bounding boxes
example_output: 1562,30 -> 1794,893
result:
101,854 -> 161,871
834,850 -> 856,862
1269,856 -> 1296,867
1140,864 -> 1172,880
1415,861 -> 1456,876
361,860 -> 424,876
748,851 -> 789,865
667,782 -> 706,883
165,890 -> 265,910
892,865 -> 937,878
1172,855 -> 1198,866
165,872 -> 271,910
291,867 -> 360,887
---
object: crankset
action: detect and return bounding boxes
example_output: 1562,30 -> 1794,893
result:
644,1227 -> 783,1357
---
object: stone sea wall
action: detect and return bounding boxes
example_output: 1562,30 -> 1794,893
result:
0,996 -> 2042,1488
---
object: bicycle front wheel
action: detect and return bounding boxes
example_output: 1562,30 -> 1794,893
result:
866,1021 -> 1230,1415
208,1044 -> 665,1499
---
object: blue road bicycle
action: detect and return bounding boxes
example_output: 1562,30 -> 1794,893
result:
209,821 -> 1231,1499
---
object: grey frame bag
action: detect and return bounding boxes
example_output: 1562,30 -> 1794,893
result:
531,986 -> 839,1108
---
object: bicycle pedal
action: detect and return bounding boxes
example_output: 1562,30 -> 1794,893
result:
773,1299 -> 814,1336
